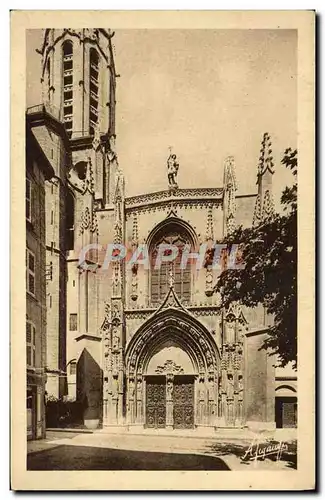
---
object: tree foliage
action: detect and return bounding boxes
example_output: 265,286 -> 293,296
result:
215,149 -> 297,369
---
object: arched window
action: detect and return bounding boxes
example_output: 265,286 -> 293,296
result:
46,58 -> 51,102
149,223 -> 193,304
89,48 -> 99,135
62,40 -> 73,137
69,360 -> 77,375
66,189 -> 75,250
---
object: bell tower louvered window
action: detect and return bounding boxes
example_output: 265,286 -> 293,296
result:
62,40 -> 73,138
89,48 -> 99,135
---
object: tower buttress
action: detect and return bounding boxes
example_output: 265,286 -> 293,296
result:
253,132 -> 275,227
223,156 -> 237,236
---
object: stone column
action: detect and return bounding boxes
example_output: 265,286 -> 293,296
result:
166,373 -> 174,429
112,375 -> 119,425
208,375 -> 217,426
117,353 -> 124,424
106,348 -> 113,423
78,268 -> 88,334
197,375 -> 206,425
218,358 -> 228,427
136,374 -> 143,424
127,375 -> 135,425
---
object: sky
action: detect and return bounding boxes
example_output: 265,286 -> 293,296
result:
26,29 -> 297,206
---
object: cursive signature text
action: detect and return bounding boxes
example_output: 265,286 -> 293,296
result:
242,438 -> 288,462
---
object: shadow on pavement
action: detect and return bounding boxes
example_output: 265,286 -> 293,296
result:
27,444 -> 230,470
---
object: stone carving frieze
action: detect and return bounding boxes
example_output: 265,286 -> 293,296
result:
155,360 -> 184,375
125,188 -> 223,217
125,199 -> 223,216
79,206 -> 99,235
125,187 -> 223,207
125,303 -> 221,319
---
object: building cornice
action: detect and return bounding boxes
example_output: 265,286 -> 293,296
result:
75,333 -> 102,343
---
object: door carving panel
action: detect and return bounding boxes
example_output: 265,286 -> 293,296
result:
145,376 -> 166,428
173,376 -> 194,429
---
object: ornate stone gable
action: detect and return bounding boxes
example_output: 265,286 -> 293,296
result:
153,284 -> 189,316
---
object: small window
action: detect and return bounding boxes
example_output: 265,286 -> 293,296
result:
26,249 -> 35,296
63,59 -> 73,71
26,177 -> 32,222
64,90 -> 73,101
90,48 -> 99,68
26,321 -> 36,368
47,58 -> 51,85
46,261 -> 53,281
64,75 -> 73,86
69,361 -> 76,375
69,313 -> 77,331
62,40 -> 73,135
64,105 -> 73,116
63,40 -> 73,58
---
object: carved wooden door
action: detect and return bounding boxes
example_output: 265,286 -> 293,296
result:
173,376 -> 194,429
145,376 -> 166,428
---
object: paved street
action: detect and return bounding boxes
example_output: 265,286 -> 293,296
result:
27,430 -> 297,471
28,444 -> 230,470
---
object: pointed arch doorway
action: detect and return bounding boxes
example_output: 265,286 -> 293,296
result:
145,345 -> 195,429
125,308 -> 221,430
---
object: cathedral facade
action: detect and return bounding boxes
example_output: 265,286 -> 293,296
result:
27,28 -> 297,433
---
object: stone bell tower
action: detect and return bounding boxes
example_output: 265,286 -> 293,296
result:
39,30 -> 122,420
38,28 -> 118,207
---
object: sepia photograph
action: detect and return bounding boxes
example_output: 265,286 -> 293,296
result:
11,10 -> 315,491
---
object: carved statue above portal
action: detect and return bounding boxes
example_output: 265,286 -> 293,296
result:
167,152 -> 179,190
